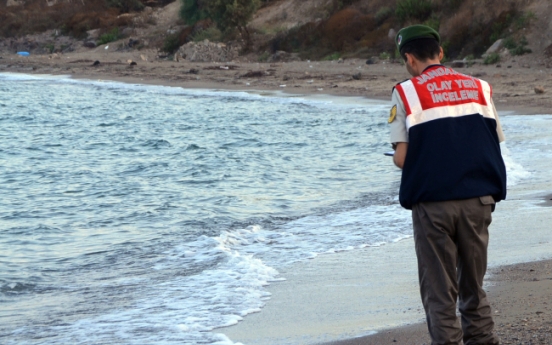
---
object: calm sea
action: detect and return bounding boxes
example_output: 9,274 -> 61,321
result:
0,73 -> 536,345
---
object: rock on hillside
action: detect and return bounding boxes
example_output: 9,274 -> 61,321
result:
2,0 -> 552,64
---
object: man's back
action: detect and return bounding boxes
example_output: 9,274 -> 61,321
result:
393,65 -> 506,209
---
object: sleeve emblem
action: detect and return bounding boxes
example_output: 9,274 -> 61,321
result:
388,105 -> 397,123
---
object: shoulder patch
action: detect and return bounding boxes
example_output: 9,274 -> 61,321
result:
388,105 -> 397,123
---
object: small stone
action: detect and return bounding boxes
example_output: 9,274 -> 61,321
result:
121,27 -> 133,37
485,39 -> 504,56
128,38 -> 139,48
534,86 -> 545,94
91,60 -> 100,66
352,72 -> 361,80
86,29 -> 100,39
451,60 -> 466,68
388,28 -> 396,40
83,41 -> 96,48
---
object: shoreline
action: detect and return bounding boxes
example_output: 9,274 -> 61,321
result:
3,67 -> 549,116
219,183 -> 552,345
2,51 -> 552,115
3,59 -> 552,345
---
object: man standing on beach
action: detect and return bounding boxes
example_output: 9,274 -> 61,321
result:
388,25 -> 507,345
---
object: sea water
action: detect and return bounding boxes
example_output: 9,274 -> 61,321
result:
0,73 -> 541,345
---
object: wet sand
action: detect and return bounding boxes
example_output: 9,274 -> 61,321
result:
324,260 -> 552,345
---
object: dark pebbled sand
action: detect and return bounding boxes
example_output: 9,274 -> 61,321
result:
321,260 -> 552,345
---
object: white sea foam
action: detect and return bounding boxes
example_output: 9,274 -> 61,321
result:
499,114 -> 552,189
0,72 -> 72,81
18,203 -> 411,345
501,143 -> 531,186
147,203 -> 411,344
0,72 -> 379,111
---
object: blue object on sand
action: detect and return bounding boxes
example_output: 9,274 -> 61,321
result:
384,151 -> 395,157
17,52 -> 30,57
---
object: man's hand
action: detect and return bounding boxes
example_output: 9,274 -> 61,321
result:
393,142 -> 408,169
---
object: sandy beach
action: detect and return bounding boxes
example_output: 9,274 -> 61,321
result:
2,46 -> 552,115
326,259 -> 552,345
2,52 -> 552,344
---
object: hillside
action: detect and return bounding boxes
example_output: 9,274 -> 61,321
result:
247,0 -> 552,61
1,0 -> 552,64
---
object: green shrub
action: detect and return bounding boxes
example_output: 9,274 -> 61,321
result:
105,0 -> 144,13
322,52 -> 341,61
465,54 -> 475,67
258,51 -> 270,62
375,7 -> 393,25
162,33 -> 181,53
206,0 -> 261,33
379,51 -> 391,60
505,36 -> 531,56
180,0 -> 209,25
394,48 -> 402,61
490,13 -> 512,42
423,16 -> 440,31
395,0 -> 433,23
503,37 -> 516,50
191,26 -> 223,42
483,53 -> 500,65
44,43 -> 55,54
510,45 -> 531,56
98,28 -> 121,45
514,11 -> 535,30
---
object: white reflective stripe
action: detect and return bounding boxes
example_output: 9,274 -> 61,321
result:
406,102 -> 494,129
479,80 -> 496,120
401,80 -> 422,117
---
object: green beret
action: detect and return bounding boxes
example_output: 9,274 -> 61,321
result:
396,25 -> 440,51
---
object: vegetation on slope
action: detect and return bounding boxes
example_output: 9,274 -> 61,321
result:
257,0 -> 536,60
0,0 -> 167,38
0,0 -> 538,61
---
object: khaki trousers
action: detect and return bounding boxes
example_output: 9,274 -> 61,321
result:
412,196 -> 500,345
